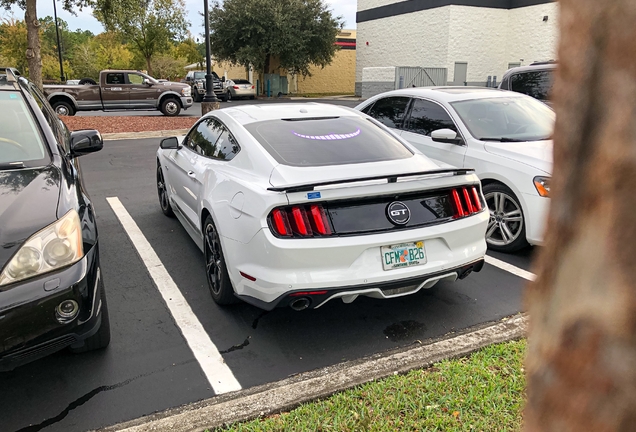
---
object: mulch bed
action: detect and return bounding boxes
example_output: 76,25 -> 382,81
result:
61,116 -> 199,134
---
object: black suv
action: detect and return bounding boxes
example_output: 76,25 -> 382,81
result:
498,62 -> 556,104
0,70 -> 109,370
184,70 -> 225,102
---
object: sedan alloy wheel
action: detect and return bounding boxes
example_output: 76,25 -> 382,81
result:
203,217 -> 236,304
483,184 -> 528,252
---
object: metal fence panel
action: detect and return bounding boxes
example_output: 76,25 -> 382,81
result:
395,67 -> 447,89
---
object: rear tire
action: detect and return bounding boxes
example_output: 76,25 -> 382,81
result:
226,91 -> 232,101
70,277 -> 111,353
194,89 -> 202,102
160,97 -> 181,116
157,165 -> 174,217
52,100 -> 75,116
203,216 -> 238,305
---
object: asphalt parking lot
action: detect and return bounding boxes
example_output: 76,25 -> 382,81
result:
0,127 -> 535,432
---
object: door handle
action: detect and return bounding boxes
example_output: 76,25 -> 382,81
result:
187,171 -> 196,178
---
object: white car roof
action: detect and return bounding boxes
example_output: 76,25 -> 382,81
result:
221,103 -> 359,125
369,87 -> 525,103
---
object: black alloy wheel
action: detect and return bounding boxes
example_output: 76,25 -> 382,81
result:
482,183 -> 529,253
157,165 -> 174,217
203,216 -> 237,305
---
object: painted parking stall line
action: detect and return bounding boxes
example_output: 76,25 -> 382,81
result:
106,197 -> 242,395
485,255 -> 536,281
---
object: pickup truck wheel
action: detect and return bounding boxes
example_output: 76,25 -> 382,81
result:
194,90 -> 202,102
161,98 -> 181,116
52,101 -> 75,116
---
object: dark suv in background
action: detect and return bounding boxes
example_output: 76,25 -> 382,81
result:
0,69 -> 109,371
499,62 -> 555,104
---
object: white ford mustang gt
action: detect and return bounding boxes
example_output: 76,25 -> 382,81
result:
156,103 -> 488,311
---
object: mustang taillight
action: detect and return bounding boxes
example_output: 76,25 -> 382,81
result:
451,186 -> 484,219
268,204 -> 333,238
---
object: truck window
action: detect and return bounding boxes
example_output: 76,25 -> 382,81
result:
106,73 -> 125,85
128,73 -> 144,85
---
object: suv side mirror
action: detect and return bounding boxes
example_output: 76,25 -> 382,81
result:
431,129 -> 463,145
70,130 -> 103,157
160,137 -> 180,149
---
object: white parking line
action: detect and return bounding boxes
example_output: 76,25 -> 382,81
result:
106,197 -> 242,395
485,255 -> 536,281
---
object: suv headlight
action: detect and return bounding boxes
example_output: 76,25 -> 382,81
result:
533,176 -> 550,197
181,87 -> 191,97
0,210 -> 84,286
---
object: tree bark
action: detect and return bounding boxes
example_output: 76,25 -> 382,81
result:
24,0 -> 42,89
146,56 -> 153,76
524,1 -> 636,431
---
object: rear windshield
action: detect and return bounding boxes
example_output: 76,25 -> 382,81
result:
232,79 -> 251,84
243,116 -> 413,167
0,91 -> 49,168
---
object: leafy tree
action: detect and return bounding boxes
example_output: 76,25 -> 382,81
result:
91,31 -> 134,71
175,38 -> 203,67
42,54 -> 72,81
40,16 -> 94,62
93,0 -> 189,75
0,17 -> 28,72
71,42 -> 99,79
208,0 -> 342,89
0,0 -> 92,88
151,54 -> 186,80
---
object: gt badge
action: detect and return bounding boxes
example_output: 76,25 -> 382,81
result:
387,201 -> 410,225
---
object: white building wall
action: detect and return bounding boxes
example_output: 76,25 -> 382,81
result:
355,1 -> 559,94
446,6 -> 510,84
506,3 -> 559,67
355,6 -> 451,83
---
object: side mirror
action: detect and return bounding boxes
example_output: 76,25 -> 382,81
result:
70,130 -> 103,157
160,136 -> 180,149
186,76 -> 191,82
431,129 -> 463,145
143,78 -> 153,86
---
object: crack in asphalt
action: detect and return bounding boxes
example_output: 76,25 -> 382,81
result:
251,310 -> 269,329
219,337 -> 250,354
13,359 -> 194,432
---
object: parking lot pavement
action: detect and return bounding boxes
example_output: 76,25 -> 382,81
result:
76,98 -> 362,117
0,138 -> 534,432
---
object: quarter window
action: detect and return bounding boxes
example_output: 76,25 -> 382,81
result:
366,97 -> 410,129
510,70 -> 553,101
405,99 -> 458,136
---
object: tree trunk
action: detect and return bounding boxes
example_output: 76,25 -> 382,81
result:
524,1 -> 636,431
24,0 -> 42,90
146,56 -> 153,76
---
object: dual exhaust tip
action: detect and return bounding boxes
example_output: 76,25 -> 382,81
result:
289,297 -> 311,311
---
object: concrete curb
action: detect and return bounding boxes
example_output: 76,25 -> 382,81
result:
97,314 -> 527,432
101,129 -> 190,141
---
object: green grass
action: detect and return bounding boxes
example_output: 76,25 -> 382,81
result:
217,340 -> 526,432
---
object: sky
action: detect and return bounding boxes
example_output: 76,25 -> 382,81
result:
5,0 -> 358,38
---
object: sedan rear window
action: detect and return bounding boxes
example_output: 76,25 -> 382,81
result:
0,91 -> 49,168
244,116 -> 413,167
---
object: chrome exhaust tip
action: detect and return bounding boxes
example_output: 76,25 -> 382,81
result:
289,297 -> 311,311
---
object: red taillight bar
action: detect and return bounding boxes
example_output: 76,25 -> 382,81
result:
310,205 -> 332,235
289,290 -> 328,297
471,186 -> 482,211
271,209 -> 291,236
462,188 -> 475,213
291,206 -> 312,236
451,189 -> 465,218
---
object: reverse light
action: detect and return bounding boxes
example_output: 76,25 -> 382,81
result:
0,210 -> 84,287
533,176 -> 550,197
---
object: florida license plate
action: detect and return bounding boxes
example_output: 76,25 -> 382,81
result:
381,241 -> 427,271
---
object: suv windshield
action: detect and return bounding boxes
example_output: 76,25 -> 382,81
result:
244,116 -> 413,167
451,97 -> 554,142
193,71 -> 220,80
0,91 -> 49,168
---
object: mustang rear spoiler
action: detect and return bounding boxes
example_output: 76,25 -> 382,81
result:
267,168 -> 475,193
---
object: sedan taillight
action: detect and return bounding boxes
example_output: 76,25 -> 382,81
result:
268,204 -> 333,238
451,186 -> 483,219
232,85 -> 239,89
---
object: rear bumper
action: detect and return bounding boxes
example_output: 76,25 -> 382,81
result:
0,245 -> 103,371
225,210 -> 488,309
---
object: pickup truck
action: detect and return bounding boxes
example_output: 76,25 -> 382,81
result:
43,70 -> 193,116
184,70 -> 225,102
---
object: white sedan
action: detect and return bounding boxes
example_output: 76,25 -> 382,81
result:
156,103 -> 488,310
356,88 -> 553,252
